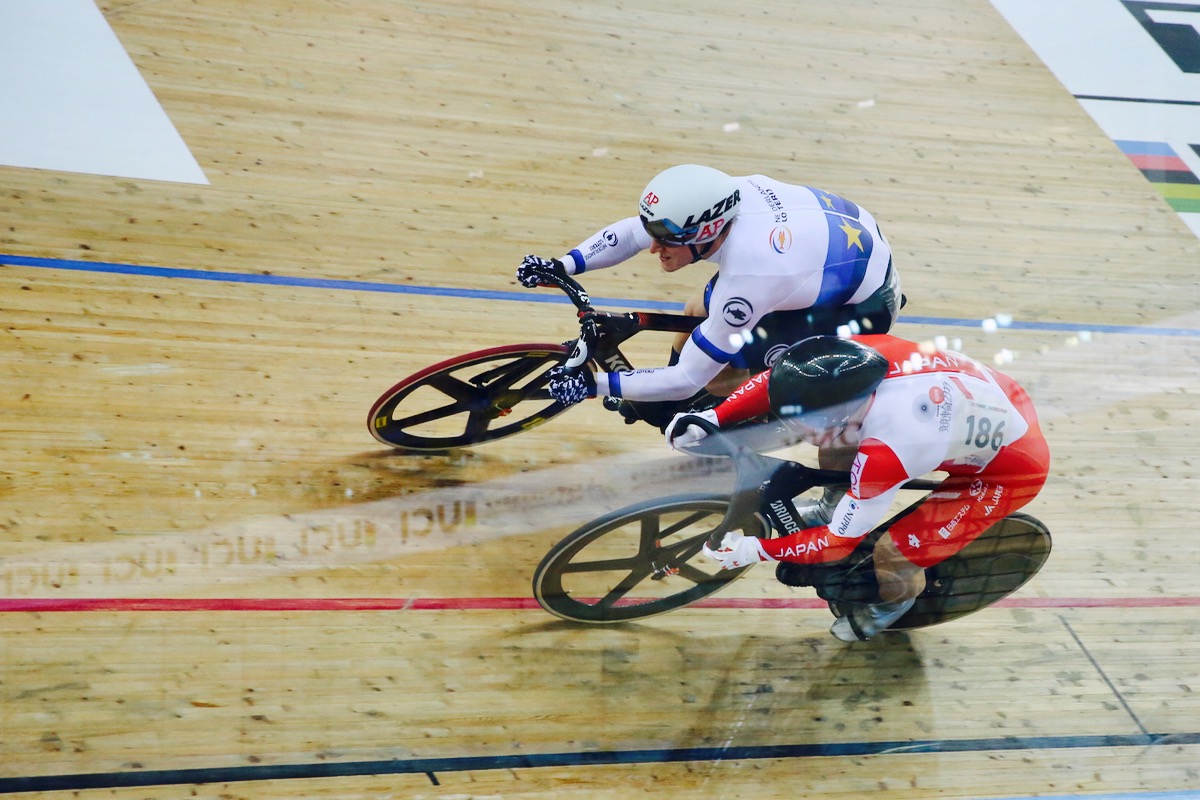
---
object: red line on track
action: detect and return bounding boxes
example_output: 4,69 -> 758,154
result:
1,596 -> 1198,612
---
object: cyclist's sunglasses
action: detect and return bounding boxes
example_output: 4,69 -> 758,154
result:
640,215 -> 697,247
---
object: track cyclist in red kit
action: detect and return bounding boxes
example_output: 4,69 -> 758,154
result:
665,334 -> 1051,642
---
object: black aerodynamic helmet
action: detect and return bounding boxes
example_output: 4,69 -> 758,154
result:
767,336 -> 888,431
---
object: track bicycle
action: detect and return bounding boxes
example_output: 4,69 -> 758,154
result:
532,420 -> 1052,630
368,271 -> 707,451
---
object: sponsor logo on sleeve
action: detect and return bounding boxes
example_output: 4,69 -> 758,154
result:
721,297 -> 753,327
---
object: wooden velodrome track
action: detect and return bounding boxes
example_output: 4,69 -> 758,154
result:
2,0 -> 1199,797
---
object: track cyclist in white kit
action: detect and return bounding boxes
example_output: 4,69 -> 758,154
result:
516,165 -> 904,428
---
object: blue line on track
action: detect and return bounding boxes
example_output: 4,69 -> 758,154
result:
0,252 -> 683,310
3,252 -> 1197,337
0,732 -> 1197,793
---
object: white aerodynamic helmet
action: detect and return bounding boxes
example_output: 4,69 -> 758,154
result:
638,164 -> 740,247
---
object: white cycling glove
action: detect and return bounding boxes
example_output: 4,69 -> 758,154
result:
664,408 -> 720,450
702,532 -> 775,570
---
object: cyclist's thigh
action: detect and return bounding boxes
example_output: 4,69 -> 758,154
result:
892,472 -> 1041,573
887,451 -> 1047,569
843,262 -> 901,334
729,307 -> 830,372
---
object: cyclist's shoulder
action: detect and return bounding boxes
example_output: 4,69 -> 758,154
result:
736,174 -> 827,209
719,208 -> 828,262
854,335 -> 988,379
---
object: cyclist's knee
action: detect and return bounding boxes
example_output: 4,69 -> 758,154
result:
672,294 -> 708,354
704,367 -> 750,397
682,293 -> 707,317
873,534 -> 926,603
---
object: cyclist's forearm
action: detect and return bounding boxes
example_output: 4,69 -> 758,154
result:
712,372 -> 771,425
598,331 -> 734,401
561,217 -> 650,274
598,361 -> 716,402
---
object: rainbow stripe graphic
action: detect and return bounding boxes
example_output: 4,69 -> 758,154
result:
1116,139 -> 1200,213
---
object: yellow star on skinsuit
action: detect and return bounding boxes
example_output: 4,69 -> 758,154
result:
819,194 -> 835,209
838,220 -> 865,251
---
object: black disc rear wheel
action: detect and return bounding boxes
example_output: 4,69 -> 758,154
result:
823,512 -> 1052,630
898,512 -> 1052,629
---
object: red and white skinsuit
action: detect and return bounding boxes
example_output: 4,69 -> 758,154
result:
712,334 -> 1050,569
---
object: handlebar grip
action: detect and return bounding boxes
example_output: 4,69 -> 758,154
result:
542,271 -> 592,312
562,315 -> 598,371
674,414 -> 742,461
687,415 -> 721,435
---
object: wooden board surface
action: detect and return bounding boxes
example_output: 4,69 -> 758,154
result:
1,0 -> 1198,797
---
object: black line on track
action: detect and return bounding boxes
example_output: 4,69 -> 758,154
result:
4,733 -> 1199,794
1076,94 -> 1200,107
1061,616 -> 1150,737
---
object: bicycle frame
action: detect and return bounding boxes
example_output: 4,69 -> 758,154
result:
588,309 -> 699,373
543,270 -> 699,374
679,418 -> 940,550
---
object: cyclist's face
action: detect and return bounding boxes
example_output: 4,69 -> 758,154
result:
785,397 -> 873,449
793,422 -> 849,450
649,240 -> 694,272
